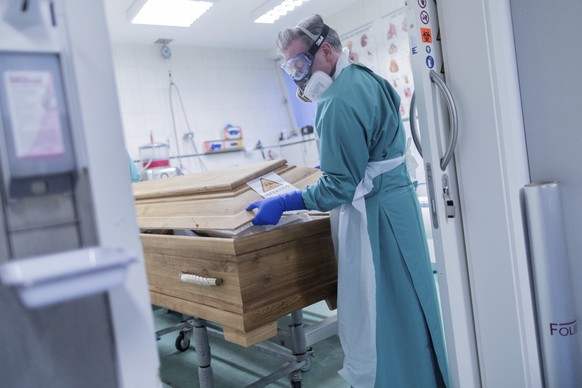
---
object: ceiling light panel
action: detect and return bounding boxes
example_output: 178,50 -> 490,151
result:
254,0 -> 309,24
128,0 -> 213,27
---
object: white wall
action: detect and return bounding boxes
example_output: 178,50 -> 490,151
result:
110,0 -> 410,175
111,43 -> 293,173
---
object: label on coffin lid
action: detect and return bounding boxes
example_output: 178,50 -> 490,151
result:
246,172 -> 298,198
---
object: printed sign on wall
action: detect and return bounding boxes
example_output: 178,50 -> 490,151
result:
340,23 -> 378,71
380,7 -> 414,118
4,71 -> 65,158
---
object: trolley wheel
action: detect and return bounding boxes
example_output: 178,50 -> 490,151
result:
290,381 -> 302,388
175,332 -> 191,352
300,354 -> 314,372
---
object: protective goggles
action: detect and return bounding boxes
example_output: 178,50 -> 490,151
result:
281,25 -> 330,81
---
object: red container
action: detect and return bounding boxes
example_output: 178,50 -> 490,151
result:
139,142 -> 170,169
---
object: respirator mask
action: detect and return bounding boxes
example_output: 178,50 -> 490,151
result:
281,25 -> 333,102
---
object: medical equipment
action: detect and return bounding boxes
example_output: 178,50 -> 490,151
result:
139,141 -> 171,169
168,69 -> 208,172
139,141 -> 180,180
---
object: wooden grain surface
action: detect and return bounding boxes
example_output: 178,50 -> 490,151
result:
134,161 -> 323,230
134,163 -> 313,202
222,322 -> 278,347
133,159 -> 286,200
141,233 -> 244,314
141,218 -> 337,334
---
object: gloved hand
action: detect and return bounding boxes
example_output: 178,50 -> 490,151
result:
246,190 -> 305,226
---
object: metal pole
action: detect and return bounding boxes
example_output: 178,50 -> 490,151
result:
288,310 -> 307,386
193,318 -> 214,388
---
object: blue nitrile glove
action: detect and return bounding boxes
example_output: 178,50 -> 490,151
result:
246,190 -> 305,226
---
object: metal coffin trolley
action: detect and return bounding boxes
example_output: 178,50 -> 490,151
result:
133,160 -> 339,387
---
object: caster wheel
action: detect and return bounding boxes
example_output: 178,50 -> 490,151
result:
290,381 -> 302,388
300,355 -> 313,372
175,332 -> 190,352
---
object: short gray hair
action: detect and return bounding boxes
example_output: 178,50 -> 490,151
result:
276,14 -> 343,55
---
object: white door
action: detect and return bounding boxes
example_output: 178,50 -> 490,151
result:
406,2 -> 479,386
406,0 -> 542,387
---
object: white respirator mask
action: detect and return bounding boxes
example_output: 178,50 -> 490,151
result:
297,71 -> 333,102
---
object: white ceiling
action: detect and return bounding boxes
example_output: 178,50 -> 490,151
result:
103,0 -> 358,50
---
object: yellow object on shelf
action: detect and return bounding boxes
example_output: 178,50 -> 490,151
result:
224,139 -> 244,149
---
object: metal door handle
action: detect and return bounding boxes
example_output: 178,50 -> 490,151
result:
409,92 -> 423,158
430,70 -> 459,171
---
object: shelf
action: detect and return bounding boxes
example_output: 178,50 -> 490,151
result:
204,148 -> 245,155
277,137 -> 317,148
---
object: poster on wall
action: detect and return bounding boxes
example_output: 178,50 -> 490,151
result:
380,7 -> 413,119
340,23 -> 378,71
380,7 -> 424,185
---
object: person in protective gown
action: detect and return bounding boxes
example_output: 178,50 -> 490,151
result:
246,14 -> 448,388
128,151 -> 141,183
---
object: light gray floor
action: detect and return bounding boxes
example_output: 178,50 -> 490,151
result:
154,302 -> 348,388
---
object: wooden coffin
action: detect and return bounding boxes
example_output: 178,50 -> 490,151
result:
134,160 -> 337,347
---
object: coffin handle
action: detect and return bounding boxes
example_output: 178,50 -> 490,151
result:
179,273 -> 223,287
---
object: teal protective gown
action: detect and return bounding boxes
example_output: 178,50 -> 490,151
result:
302,64 -> 448,387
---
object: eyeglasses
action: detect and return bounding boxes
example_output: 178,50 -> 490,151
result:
281,24 -> 330,81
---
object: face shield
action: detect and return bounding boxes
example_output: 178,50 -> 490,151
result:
281,25 -> 330,102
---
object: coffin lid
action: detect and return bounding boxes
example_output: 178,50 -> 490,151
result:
132,159 -> 322,231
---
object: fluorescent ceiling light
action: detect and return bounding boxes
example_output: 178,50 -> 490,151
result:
254,0 -> 309,24
128,0 -> 213,27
